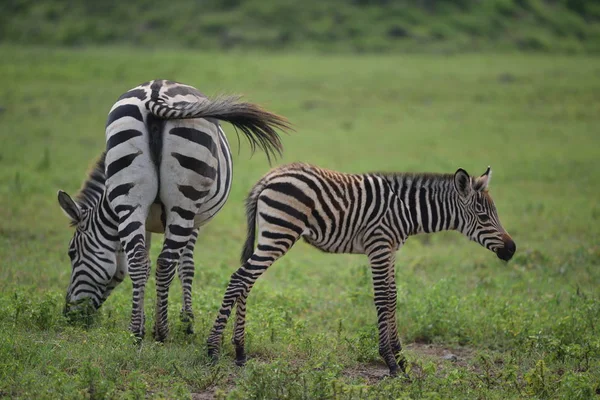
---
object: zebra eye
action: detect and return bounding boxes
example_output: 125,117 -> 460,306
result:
478,214 -> 490,223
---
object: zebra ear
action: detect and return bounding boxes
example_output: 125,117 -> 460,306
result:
473,166 -> 492,192
453,168 -> 472,198
57,190 -> 81,224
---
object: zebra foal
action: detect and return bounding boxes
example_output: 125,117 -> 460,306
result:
207,163 -> 516,376
57,80 -> 291,341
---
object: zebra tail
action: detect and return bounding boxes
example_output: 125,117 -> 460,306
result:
147,95 -> 293,163
240,181 -> 264,264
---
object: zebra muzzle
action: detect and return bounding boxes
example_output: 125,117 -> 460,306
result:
63,297 -> 98,322
496,234 -> 516,261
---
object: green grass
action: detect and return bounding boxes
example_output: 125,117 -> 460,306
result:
0,45 -> 599,399
2,0 -> 600,53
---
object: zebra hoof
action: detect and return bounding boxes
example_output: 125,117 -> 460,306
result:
153,327 -> 168,343
234,346 -> 247,366
235,357 -> 247,367
129,327 -> 145,344
131,335 -> 143,345
180,311 -> 194,323
389,365 -> 410,380
185,324 -> 194,335
207,349 -> 219,365
398,356 -> 408,373
180,312 -> 194,334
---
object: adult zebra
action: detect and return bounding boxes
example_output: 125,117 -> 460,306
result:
207,163 -> 516,376
57,80 -> 291,341
60,152 -> 200,334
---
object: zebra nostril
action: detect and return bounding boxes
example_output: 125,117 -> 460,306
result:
496,238 -> 516,261
506,240 -> 516,255
500,234 -> 515,254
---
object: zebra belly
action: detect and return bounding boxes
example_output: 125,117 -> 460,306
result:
302,229 -> 365,254
144,200 -> 224,234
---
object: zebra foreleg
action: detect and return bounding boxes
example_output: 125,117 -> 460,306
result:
386,260 -> 409,376
177,228 -> 199,334
385,255 -> 405,370
367,244 -> 399,376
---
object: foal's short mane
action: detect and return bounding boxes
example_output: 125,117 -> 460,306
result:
375,171 -> 455,182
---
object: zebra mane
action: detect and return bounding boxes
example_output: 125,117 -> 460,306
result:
378,171 -> 455,183
380,171 -> 492,197
75,152 -> 107,209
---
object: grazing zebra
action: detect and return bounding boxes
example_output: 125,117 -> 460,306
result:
207,163 -> 516,376
60,152 -> 200,333
58,80 -> 291,341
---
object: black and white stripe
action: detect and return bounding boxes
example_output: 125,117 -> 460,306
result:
58,79 -> 291,341
207,163 -> 515,376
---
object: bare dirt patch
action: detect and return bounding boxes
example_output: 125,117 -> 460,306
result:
193,344 -> 477,396
192,391 -> 216,400
405,342 -> 474,369
343,362 -> 392,384
191,375 -> 236,400
191,382 -> 235,400
342,343 -> 475,383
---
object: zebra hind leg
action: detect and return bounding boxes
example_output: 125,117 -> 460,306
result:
105,101 -> 157,341
178,228 -> 199,334
118,210 -> 153,341
207,230 -> 300,365
112,192 -> 155,341
205,262 -> 255,365
154,117 -> 217,341
153,216 -> 196,342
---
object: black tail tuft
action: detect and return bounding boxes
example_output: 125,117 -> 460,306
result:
147,93 -> 293,164
218,99 -> 291,164
240,184 -> 262,264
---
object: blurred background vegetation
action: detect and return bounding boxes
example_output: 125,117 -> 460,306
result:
2,0 -> 599,53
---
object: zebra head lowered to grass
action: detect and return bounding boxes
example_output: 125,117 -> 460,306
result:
57,153 -> 201,332
57,80 -> 292,341
207,163 -> 515,377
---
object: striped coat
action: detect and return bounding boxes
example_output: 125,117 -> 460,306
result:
207,163 -> 515,376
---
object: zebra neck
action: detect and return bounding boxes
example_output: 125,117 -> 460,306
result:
89,191 -> 120,248
387,174 -> 460,236
73,152 -> 119,250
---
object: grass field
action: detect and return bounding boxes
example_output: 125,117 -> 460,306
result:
4,0 -> 600,54
0,46 -> 599,399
